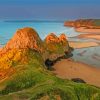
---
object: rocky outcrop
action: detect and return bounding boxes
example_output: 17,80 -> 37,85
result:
44,33 -> 69,60
0,27 -> 45,69
64,19 -> 100,29
0,27 -> 70,69
0,27 -> 43,55
45,33 -> 59,44
64,21 -> 75,27
45,33 -> 68,45
71,78 -> 86,83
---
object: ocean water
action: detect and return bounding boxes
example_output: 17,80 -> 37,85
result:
0,21 -> 100,67
0,21 -> 80,45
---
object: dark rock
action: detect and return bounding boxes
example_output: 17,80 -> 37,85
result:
45,59 -> 54,70
71,78 -> 86,83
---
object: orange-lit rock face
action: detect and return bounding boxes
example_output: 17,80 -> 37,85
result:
0,27 -> 43,53
0,27 -> 44,69
59,34 -> 67,42
45,33 -> 59,44
64,21 -> 74,27
45,33 -> 68,44
64,19 -> 95,28
0,28 -> 69,69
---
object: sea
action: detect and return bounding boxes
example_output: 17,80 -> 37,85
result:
0,20 -> 100,67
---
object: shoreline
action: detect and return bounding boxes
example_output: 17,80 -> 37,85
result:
53,58 -> 100,87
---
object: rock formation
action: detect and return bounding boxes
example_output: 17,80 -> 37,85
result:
0,27 -> 43,54
0,27 -> 44,69
0,27 -> 70,69
45,33 -> 68,45
64,19 -> 100,29
44,33 -> 59,44
44,33 -> 69,60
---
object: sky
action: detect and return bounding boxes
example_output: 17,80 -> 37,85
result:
0,0 -> 100,20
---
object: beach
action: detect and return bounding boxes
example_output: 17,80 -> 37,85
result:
77,33 -> 100,40
53,59 -> 100,87
69,41 -> 99,49
75,27 -> 100,33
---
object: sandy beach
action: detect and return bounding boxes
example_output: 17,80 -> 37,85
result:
77,33 -> 100,40
75,27 -> 100,33
69,41 -> 99,49
53,59 -> 100,87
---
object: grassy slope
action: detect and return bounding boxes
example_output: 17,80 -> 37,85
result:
0,49 -> 100,100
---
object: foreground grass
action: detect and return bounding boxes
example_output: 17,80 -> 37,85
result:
0,63 -> 100,100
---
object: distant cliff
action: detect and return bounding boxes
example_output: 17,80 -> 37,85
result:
64,19 -> 100,29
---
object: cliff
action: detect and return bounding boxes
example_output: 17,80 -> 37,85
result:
0,28 -> 69,69
0,27 -> 43,54
0,27 -> 45,70
64,19 -> 100,29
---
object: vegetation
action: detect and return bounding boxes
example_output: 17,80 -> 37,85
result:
0,49 -> 100,100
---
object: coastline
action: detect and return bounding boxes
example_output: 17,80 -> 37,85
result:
53,25 -> 100,87
53,58 -> 100,87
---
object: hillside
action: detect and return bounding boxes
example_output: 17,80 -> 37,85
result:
0,27 -> 100,100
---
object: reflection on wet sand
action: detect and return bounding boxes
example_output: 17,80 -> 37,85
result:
92,53 -> 100,61
77,50 -> 87,56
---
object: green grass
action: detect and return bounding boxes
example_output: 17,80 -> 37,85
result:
0,62 -> 100,100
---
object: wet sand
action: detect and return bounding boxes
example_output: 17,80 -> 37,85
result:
75,27 -> 100,33
53,59 -> 100,87
77,33 -> 100,40
69,41 -> 99,49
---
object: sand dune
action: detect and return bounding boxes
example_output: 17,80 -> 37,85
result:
53,59 -> 100,87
